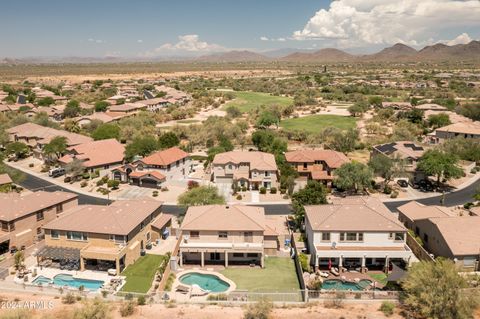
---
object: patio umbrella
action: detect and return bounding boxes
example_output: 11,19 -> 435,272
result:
328,259 -> 332,270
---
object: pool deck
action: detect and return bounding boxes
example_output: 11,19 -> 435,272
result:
14,266 -> 126,294
323,270 -> 386,289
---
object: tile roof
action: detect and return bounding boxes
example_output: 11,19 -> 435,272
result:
129,170 -> 166,181
138,147 -> 189,166
182,205 -> 266,232
285,149 -> 349,169
43,199 -> 162,236
0,191 -> 78,222
397,201 -> 454,222
0,173 -> 12,185
305,196 -> 405,232
58,138 -> 125,168
7,122 -> 92,146
436,122 -> 480,135
373,141 -> 426,160
212,151 -> 277,171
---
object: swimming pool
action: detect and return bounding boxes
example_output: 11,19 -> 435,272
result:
322,279 -> 373,291
179,273 -> 230,293
32,274 -> 104,290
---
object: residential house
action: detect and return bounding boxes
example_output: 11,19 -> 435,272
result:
397,201 -> 479,270
381,102 -> 412,110
429,122 -> 480,143
40,199 -> 165,274
211,151 -> 278,190
142,98 -> 170,112
179,205 -> 279,268
0,191 -> 78,254
108,102 -> 146,113
58,139 -> 125,172
305,197 -> 414,273
285,149 -> 349,187
75,112 -> 128,127
7,122 -> 93,159
414,103 -> 447,111
112,147 -> 191,188
372,141 -> 426,176
0,173 -> 13,191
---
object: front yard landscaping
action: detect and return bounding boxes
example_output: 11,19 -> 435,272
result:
121,254 -> 167,293
220,257 -> 299,291
280,114 -> 357,133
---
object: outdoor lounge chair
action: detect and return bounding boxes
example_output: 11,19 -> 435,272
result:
175,284 -> 191,294
319,271 -> 329,278
330,267 -> 340,276
190,284 -> 209,297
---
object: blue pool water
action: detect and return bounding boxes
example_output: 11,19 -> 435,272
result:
32,274 -> 104,290
179,273 -> 230,293
322,279 -> 373,291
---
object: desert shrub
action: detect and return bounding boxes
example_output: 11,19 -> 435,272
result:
324,292 -> 345,309
243,298 -> 273,319
119,300 -> 136,317
137,295 -> 146,305
82,173 -> 90,179
298,253 -> 309,272
270,187 -> 277,194
96,179 -> 105,186
107,179 -> 120,189
0,309 -> 32,319
241,186 -> 247,192
236,194 -> 243,200
28,163 -> 34,168
259,187 -> 267,194
63,176 -> 71,183
62,292 -> 76,304
152,190 -> 159,197
73,298 -> 110,319
165,273 -> 176,291
390,190 -> 399,198
188,180 -> 199,189
379,301 -> 395,317
80,181 -> 88,188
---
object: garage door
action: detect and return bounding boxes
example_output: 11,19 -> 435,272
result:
140,178 -> 159,189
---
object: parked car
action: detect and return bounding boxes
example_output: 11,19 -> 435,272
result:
418,179 -> 434,192
397,179 -> 408,188
48,167 -> 65,178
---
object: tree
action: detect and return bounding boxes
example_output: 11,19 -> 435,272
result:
65,159 -> 85,179
43,136 -> 68,161
125,136 -> 159,161
402,259 -> 478,319
14,251 -> 24,270
158,131 -> 179,149
218,135 -> 234,152
37,96 -> 55,106
64,100 -> 81,118
325,128 -> 359,154
368,96 -> 383,108
251,130 -> 287,155
178,186 -> 225,207
94,101 -> 110,112
348,101 -> 369,117
417,149 -> 463,186
91,123 -> 120,140
334,162 -> 373,193
291,181 -> 327,226
64,119 -> 81,133
428,113 -> 451,129
5,142 -> 29,159
225,105 -> 242,118
256,110 -> 280,128
368,154 -> 406,187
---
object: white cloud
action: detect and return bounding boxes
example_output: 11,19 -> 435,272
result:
445,33 -> 473,46
155,34 -> 226,53
137,39 -> 143,43
260,36 -> 287,42
88,38 -> 104,44
260,36 -> 269,41
293,0 -> 480,47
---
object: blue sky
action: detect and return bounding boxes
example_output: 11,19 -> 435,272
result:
0,0 -> 479,58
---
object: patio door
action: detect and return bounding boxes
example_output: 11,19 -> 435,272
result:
210,252 -> 221,261
244,232 -> 253,243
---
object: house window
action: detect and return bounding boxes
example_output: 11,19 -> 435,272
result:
346,232 -> 357,241
394,233 -> 405,241
36,211 -> 44,221
67,231 -> 88,241
321,233 -> 330,241
9,222 -> 15,231
463,257 -> 476,267
176,160 -> 180,167
56,204 -> 63,214
303,162 -> 308,169
110,235 -> 126,245
1,222 -> 8,231
36,227 -> 42,235
244,231 -> 253,242
339,233 -> 345,241
358,233 -> 364,241
228,164 -> 233,169
190,231 -> 199,238
218,231 -> 228,239
339,232 -> 363,242
264,171 -> 270,177
51,230 -> 60,239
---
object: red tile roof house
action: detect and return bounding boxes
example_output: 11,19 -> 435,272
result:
211,151 -> 279,190
111,147 -> 191,188
6,122 -> 93,160
58,139 -> 125,172
285,149 -> 350,188
0,191 -> 78,254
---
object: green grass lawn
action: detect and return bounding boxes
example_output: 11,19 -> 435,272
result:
369,272 -> 388,285
220,257 -> 299,292
121,254 -> 166,293
223,91 -> 293,113
280,114 -> 357,133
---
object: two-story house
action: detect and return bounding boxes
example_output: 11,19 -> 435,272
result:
179,205 -> 270,268
40,199 -> 165,274
211,151 -> 278,190
285,149 -> 349,187
112,147 -> 192,188
0,191 -> 78,255
305,197 -> 414,273
429,122 -> 480,144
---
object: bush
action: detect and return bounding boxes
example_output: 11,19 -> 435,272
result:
137,295 -> 146,306
80,181 -> 88,188
107,179 -> 120,190
241,186 -> 247,192
383,185 -> 392,194
236,194 -> 243,200
96,179 -> 105,186
259,187 -> 267,194
152,190 -> 158,197
165,273 -> 176,291
119,300 -> 136,317
298,253 -> 309,272
270,187 -> 277,194
63,176 -> 71,183
188,180 -> 199,190
379,301 -> 395,317
390,190 -> 399,198
82,173 -> 90,179
62,292 -> 76,304
28,163 -> 34,168
243,298 -> 273,319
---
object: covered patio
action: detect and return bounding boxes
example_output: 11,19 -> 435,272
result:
36,246 -> 81,271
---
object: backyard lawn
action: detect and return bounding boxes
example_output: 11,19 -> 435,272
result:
121,254 -> 167,293
280,114 -> 357,133
220,257 -> 299,292
223,91 -> 293,113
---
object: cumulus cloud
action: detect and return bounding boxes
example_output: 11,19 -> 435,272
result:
88,38 -> 104,44
260,36 -> 269,41
155,34 -> 226,52
445,33 -> 473,46
293,0 -> 480,47
137,39 -> 143,43
260,36 -> 287,42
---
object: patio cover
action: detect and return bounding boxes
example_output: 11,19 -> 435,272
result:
387,263 -> 407,282
36,246 -> 81,261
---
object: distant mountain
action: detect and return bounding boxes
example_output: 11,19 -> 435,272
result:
196,50 -> 271,62
417,40 -> 480,61
362,43 -> 417,61
261,48 -> 316,58
281,48 -> 354,62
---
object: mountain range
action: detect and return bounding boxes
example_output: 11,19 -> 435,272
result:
2,41 -> 480,64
